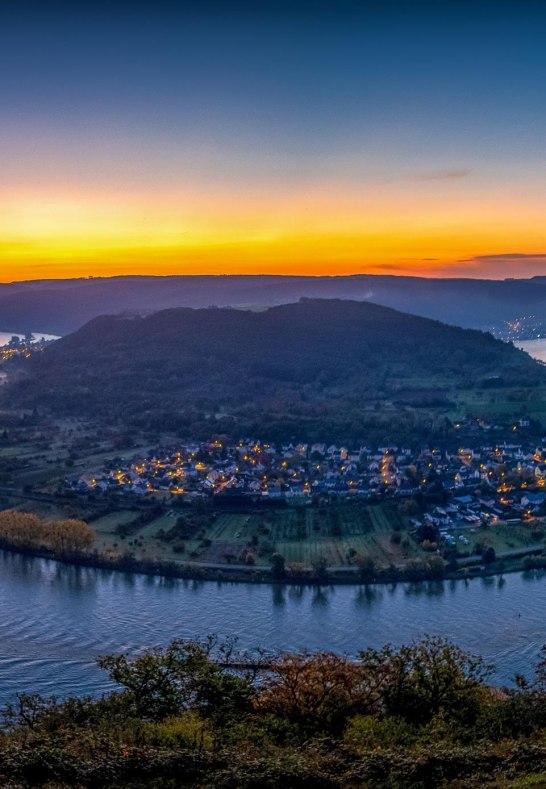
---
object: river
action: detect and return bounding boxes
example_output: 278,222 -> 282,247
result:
0,331 -> 59,346
516,338 -> 546,363
0,551 -> 545,702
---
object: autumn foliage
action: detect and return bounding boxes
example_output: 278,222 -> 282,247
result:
0,510 -> 94,554
254,651 -> 385,733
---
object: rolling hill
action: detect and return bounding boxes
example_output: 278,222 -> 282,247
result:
3,273 -> 546,336
7,299 -> 544,442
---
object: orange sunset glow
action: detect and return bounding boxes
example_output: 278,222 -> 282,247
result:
3,183 -> 546,281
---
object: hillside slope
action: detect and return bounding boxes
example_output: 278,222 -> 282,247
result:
8,299 -> 544,441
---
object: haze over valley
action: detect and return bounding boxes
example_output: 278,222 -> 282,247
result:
4,273 -> 546,338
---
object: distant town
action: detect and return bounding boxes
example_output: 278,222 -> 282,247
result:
0,335 -> 51,363
490,314 -> 546,342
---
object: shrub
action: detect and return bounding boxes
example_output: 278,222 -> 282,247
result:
344,714 -> 415,752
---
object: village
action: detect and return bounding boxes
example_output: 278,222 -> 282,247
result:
77,416 -> 546,536
0,335 -> 51,363
3,407 -> 546,575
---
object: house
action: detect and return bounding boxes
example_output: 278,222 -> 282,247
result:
535,464 -> 546,480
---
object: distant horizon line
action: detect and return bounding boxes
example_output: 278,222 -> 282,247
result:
3,271 -> 546,286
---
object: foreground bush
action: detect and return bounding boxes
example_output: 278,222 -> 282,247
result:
2,636 -> 546,787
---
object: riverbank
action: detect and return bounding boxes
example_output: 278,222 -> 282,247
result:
1,538 -> 545,586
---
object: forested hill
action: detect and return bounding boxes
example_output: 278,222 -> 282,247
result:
9,299 -> 545,440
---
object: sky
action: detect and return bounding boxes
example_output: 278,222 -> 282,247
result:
2,0 -> 546,281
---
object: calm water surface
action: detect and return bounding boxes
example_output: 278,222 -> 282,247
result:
0,551 -> 545,702
0,331 -> 59,346
516,338 -> 546,362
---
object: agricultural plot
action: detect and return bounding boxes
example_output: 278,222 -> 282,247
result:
0,446 -> 40,458
452,386 -> 546,422
90,510 -> 138,534
12,500 -> 70,521
134,513 -> 177,539
451,522 -> 546,556
83,501 -> 427,569
13,465 -> 67,486
206,512 -> 252,542
190,503 -> 422,568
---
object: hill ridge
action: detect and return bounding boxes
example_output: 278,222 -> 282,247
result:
7,298 -> 544,443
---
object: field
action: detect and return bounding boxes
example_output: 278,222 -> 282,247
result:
451,521 -> 546,557
255,504 -> 420,566
452,386 -> 546,421
81,501 -> 428,569
79,501 -> 546,572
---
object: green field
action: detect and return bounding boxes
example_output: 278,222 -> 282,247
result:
135,513 -> 178,539
170,503 -> 421,568
91,510 -> 138,534
451,521 -> 546,556
452,386 -> 546,421
81,501 -> 427,569
262,505 -> 410,566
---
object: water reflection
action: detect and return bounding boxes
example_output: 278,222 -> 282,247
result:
386,582 -> 398,596
522,568 -> 546,583
354,585 -> 381,607
480,576 -> 495,589
311,586 -> 330,607
53,565 -> 100,594
404,580 -> 446,598
287,585 -> 305,602
272,585 -> 285,607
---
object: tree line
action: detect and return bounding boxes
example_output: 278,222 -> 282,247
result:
0,510 -> 94,555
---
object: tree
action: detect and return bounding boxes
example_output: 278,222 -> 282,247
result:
399,497 -> 420,515
356,553 -> 377,583
270,552 -> 286,579
97,637 -> 253,724
311,553 -> 328,581
254,651 -> 382,735
482,546 -> 496,564
0,511 -> 94,554
47,518 -> 93,553
360,636 -> 491,725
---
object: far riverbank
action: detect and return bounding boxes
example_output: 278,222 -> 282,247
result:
0,538 -> 544,587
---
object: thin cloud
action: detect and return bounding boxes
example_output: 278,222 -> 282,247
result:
410,168 -> 470,182
463,253 -> 546,263
451,253 -> 546,278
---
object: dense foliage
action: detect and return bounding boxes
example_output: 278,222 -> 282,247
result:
0,510 -> 94,554
7,299 -> 543,443
3,635 -> 546,787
